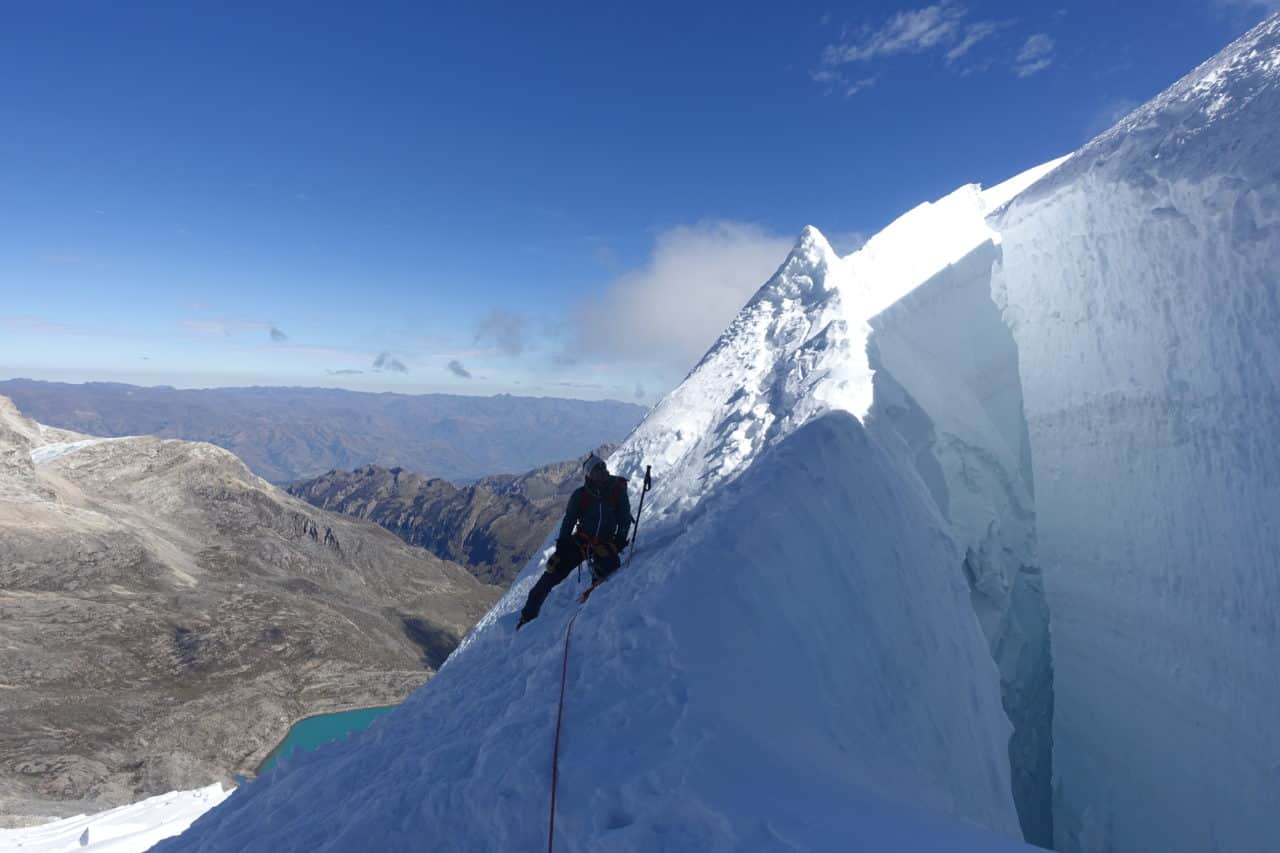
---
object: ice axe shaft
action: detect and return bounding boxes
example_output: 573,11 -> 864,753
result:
625,465 -> 652,568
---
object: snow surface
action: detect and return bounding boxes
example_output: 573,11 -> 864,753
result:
0,785 -> 231,852
159,413 -> 1030,852
28,438 -> 119,465
989,14 -> 1280,853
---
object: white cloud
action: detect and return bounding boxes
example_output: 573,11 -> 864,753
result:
845,75 -> 880,97
1014,33 -> 1055,77
180,318 -> 290,341
572,221 -> 794,375
945,21 -> 1002,64
823,1 -> 967,64
1215,0 -> 1280,9
181,320 -> 234,337
814,2 -> 1014,93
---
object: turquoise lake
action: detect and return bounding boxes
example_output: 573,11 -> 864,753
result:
257,705 -> 397,774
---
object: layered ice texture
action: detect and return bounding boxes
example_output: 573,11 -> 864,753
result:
990,14 -> 1280,853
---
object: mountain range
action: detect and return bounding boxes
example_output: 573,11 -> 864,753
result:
287,449 -> 608,587
0,380 -> 646,484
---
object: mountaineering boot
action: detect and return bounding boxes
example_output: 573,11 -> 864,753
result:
578,579 -> 605,604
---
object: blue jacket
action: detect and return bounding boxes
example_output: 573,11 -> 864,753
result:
559,476 -> 632,546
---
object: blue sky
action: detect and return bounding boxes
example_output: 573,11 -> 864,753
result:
1,0 -> 1273,402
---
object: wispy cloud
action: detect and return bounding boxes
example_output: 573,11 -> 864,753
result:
180,318 -> 291,342
822,1 -> 967,64
181,320 -> 234,337
814,3 -> 1026,92
1014,33 -> 1055,77
474,308 -> 528,357
945,21 -> 1002,64
634,381 -> 646,400
2,316 -> 92,335
842,74 -> 881,98
446,359 -> 472,378
572,220 -> 793,375
326,368 -> 364,375
372,352 -> 409,373
1215,0 -> 1280,11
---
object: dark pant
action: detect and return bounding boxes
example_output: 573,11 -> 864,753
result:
520,536 -> 621,621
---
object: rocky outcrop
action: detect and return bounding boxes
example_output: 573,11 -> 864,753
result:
0,396 -> 501,825
287,449 -> 612,586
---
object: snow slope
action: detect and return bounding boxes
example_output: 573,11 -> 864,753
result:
990,14 -> 1280,853
160,411 -> 1029,852
0,785 -> 230,852
154,172 -> 1061,850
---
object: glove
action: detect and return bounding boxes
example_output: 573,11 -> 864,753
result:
591,541 -> 618,559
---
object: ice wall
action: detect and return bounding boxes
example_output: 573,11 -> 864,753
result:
991,14 -> 1280,853
866,242 -> 1053,847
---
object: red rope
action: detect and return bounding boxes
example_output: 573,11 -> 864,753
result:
548,610 -> 580,853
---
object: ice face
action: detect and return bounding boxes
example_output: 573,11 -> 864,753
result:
990,14 -> 1280,853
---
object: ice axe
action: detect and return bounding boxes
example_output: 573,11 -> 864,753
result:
625,465 -> 652,568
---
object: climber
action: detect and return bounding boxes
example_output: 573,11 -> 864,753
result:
517,453 -> 630,628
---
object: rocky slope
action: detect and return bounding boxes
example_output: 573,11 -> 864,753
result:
0,396 -> 501,826
287,449 -> 610,586
0,380 -> 646,484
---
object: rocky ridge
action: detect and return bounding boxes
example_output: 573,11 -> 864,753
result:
287,448 -> 612,586
0,396 -> 501,825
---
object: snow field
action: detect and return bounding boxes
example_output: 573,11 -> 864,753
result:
0,785 -> 231,852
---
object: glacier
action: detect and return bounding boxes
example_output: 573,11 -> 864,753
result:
17,12 -> 1279,853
